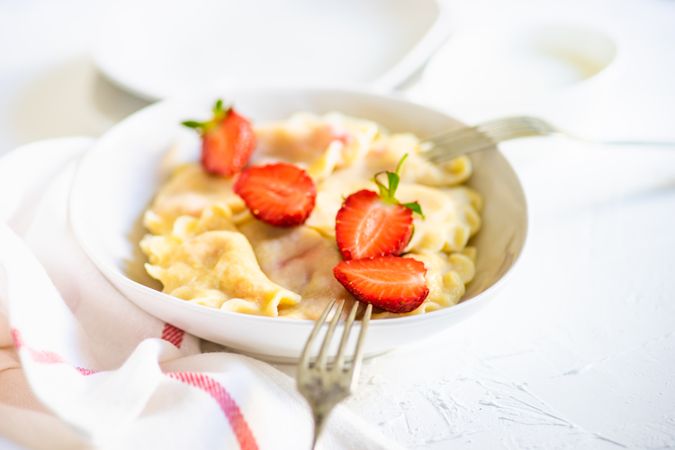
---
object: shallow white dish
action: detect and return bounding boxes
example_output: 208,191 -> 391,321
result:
418,23 -> 616,115
93,0 -> 451,101
70,87 -> 527,361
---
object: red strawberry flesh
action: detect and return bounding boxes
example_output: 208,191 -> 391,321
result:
201,109 -> 256,176
335,190 -> 413,260
333,256 -> 429,313
234,162 -> 316,227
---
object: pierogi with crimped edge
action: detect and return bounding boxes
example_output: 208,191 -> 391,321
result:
140,113 -> 481,319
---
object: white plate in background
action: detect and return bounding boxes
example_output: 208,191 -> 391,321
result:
93,0 -> 451,101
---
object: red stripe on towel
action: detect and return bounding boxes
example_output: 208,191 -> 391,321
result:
10,328 -> 97,375
167,371 -> 258,450
161,323 -> 185,348
10,328 -> 23,349
28,348 -> 64,363
11,328 -> 256,447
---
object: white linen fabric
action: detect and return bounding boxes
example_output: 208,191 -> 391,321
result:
0,138 -> 402,450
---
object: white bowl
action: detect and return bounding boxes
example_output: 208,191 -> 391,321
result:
70,87 -> 527,361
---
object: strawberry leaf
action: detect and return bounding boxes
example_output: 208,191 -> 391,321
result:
212,99 -> 231,120
402,201 -> 424,218
395,153 -> 409,174
182,99 -> 232,134
370,153 -> 423,218
386,171 -> 400,199
181,120 -> 205,130
213,99 -> 224,116
373,172 -> 390,200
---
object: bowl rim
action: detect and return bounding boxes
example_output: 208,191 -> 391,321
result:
69,85 -> 529,329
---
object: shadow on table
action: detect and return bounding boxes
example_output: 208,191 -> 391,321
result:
9,57 -> 150,145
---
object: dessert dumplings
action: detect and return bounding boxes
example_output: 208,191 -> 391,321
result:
141,108 -> 481,319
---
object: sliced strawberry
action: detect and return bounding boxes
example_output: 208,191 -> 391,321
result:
234,162 -> 316,227
336,190 -> 413,260
335,154 -> 423,260
333,256 -> 429,313
182,100 -> 256,176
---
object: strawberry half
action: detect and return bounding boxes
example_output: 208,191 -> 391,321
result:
182,99 -> 256,176
336,190 -> 413,259
333,256 -> 429,313
234,162 -> 317,227
335,154 -> 424,260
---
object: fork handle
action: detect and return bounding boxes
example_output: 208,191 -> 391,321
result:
470,116 -> 675,149
589,139 -> 675,148
426,123 -> 675,163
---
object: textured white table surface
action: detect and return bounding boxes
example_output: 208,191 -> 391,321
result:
1,0 -> 674,449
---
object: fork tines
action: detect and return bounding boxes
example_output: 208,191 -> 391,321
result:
299,299 -> 371,376
424,116 -> 558,163
297,299 -> 372,448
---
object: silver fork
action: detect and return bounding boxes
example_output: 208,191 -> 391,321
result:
424,115 -> 675,163
297,299 -> 373,449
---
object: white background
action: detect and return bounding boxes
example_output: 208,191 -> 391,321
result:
1,0 -> 675,448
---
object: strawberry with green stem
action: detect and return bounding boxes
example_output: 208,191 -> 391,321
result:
335,154 -> 424,260
182,99 -> 256,176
